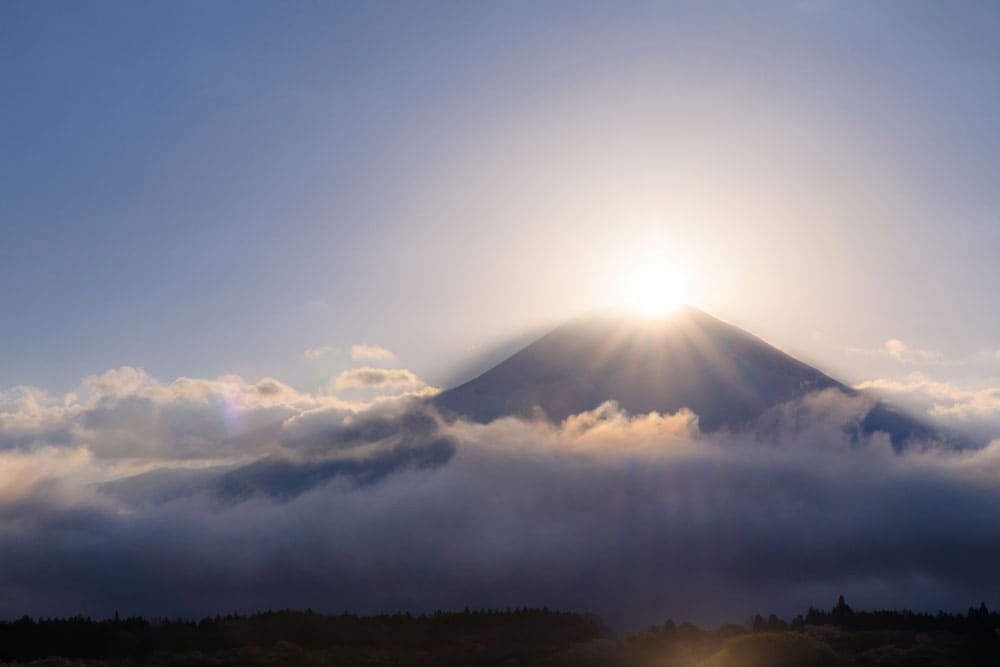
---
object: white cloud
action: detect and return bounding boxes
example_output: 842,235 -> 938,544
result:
0,367 -> 361,465
84,366 -> 154,396
856,372 -> 968,402
332,367 -> 427,392
857,372 -> 1000,442
303,345 -> 339,359
930,387 -> 1000,419
883,338 -> 941,363
351,343 -> 396,362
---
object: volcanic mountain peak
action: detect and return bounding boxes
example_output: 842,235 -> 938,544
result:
434,306 -> 937,446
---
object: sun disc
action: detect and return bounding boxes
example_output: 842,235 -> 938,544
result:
626,263 -> 687,316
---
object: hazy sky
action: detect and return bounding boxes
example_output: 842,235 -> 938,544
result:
2,1 -> 999,396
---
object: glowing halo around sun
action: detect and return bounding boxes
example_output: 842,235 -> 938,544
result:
624,262 -> 689,316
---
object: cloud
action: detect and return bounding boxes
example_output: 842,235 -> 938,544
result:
84,366 -> 154,396
930,387 -> 1000,419
4,369 -> 1000,630
883,339 -> 941,363
857,372 -> 1000,444
101,400 -> 456,504
351,343 -> 396,362
848,339 -> 941,364
857,372 -> 968,402
304,343 -> 396,362
0,367 -> 353,465
303,345 -> 339,359
857,372 -> 1000,418
332,367 -> 426,392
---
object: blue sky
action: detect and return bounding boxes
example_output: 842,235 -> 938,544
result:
2,1 -> 999,395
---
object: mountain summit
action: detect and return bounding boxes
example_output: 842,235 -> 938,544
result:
434,306 -> 936,447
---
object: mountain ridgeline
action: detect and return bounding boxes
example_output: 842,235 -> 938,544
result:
434,306 -> 938,448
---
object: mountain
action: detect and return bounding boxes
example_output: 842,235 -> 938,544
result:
100,307 -> 946,509
434,305 -> 939,448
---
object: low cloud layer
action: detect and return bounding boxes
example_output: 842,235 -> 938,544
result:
1,368 -> 1000,629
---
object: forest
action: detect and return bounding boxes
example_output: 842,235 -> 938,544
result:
1,597 -> 998,665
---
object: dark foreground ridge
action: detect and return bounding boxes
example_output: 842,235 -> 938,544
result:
2,598 -> 999,666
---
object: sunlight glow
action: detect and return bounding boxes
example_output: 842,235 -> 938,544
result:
625,262 -> 689,316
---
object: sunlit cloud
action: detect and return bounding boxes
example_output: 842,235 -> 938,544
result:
0,367 -> 352,466
856,372 -> 968,401
351,343 -> 396,362
332,367 -> 426,392
883,339 -> 941,363
857,372 -> 1000,443
930,387 -> 1000,419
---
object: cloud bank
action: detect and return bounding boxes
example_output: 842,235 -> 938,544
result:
1,368 -> 1000,629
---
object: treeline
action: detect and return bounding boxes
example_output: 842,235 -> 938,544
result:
620,596 -> 1000,666
0,607 -> 606,665
798,596 -> 1000,635
1,599 -> 1000,665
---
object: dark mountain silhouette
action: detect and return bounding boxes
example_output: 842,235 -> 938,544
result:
434,305 -> 939,448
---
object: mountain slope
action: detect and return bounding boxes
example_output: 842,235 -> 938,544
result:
434,306 -> 937,446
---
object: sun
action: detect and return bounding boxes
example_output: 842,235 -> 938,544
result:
625,262 -> 688,316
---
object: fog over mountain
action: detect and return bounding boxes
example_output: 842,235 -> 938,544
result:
0,310 -> 998,628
